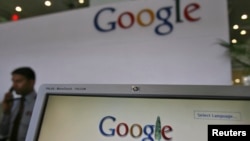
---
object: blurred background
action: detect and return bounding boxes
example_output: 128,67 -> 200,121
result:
0,0 -> 249,86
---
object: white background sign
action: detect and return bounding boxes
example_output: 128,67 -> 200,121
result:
90,0 -> 133,6
0,0 -> 230,100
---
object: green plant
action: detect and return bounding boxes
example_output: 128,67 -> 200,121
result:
218,39 -> 250,68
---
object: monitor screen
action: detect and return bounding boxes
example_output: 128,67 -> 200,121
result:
35,93 -> 250,141
27,85 -> 250,141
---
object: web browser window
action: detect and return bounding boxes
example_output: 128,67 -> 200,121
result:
36,94 -> 250,141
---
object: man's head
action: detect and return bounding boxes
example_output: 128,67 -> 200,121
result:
11,67 -> 36,95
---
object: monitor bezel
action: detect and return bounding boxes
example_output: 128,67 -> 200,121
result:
26,84 -> 250,141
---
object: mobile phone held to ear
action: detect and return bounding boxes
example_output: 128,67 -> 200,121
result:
9,87 -> 14,93
6,87 -> 21,102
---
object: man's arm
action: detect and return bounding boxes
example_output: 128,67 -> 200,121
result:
0,113 -> 11,137
0,92 -> 13,137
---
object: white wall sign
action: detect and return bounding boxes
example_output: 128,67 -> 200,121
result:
0,0 -> 230,99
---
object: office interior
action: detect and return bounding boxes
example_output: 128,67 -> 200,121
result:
0,1 -> 250,140
0,0 -> 249,86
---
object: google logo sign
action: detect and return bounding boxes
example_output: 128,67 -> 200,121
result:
94,0 -> 201,36
99,116 -> 173,141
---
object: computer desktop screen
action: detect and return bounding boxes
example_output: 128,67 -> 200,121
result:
35,93 -> 250,141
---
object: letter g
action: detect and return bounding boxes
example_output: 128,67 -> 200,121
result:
155,6 -> 174,36
99,116 -> 116,136
94,7 -> 116,32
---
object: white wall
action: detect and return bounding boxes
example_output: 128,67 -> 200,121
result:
0,0 -> 231,100
90,0 -> 135,6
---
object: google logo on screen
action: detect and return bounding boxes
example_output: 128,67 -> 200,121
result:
94,0 -> 201,36
99,116 -> 173,141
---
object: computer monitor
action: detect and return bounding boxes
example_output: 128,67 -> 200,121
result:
26,84 -> 250,141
